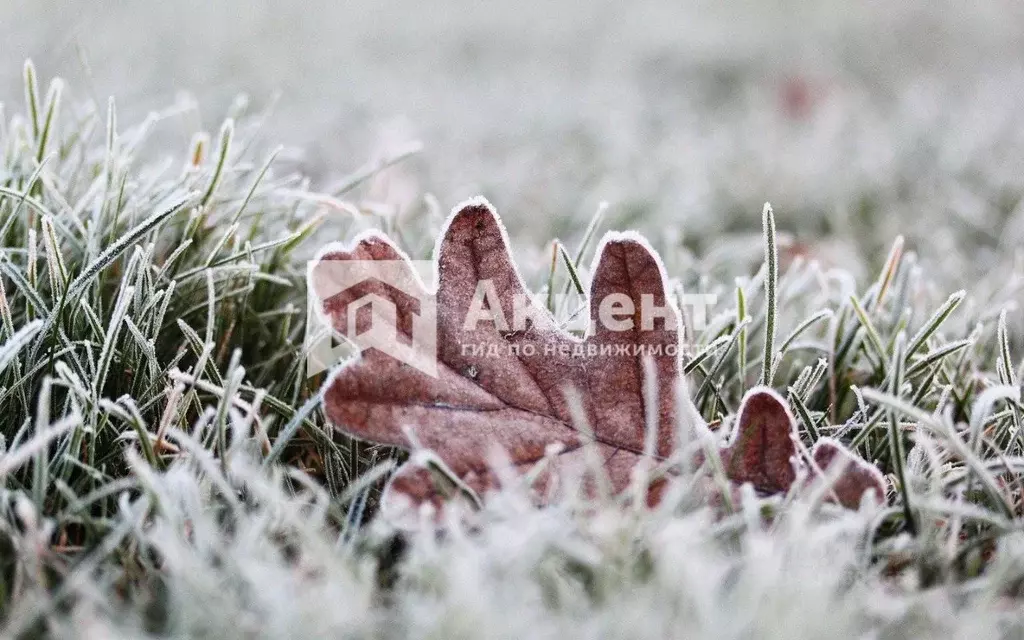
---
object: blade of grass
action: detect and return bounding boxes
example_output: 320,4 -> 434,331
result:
760,203 -> 777,386
905,290 -> 965,359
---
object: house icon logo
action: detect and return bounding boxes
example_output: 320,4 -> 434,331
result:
306,255 -> 438,378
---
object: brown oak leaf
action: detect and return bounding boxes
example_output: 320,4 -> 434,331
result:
310,197 -> 682,511
309,198 -> 885,515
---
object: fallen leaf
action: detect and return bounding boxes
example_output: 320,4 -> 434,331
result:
810,438 -> 887,509
310,198 -> 682,508
718,388 -> 887,509
720,388 -> 799,495
309,198 -> 885,515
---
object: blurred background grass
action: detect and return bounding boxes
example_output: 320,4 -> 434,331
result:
4,0 -> 1024,327
4,1 -> 1024,272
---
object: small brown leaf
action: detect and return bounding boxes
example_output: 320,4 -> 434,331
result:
811,438 -> 887,509
718,388 -> 888,509
720,388 -> 799,495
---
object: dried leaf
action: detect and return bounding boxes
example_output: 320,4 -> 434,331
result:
311,198 -> 680,508
811,438 -> 887,509
721,388 -> 799,495
310,198 -> 885,515
719,388 -> 887,509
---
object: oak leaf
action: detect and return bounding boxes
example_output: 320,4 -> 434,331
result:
310,198 -> 885,515
310,198 -> 681,511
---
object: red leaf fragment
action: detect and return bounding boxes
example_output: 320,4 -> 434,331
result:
720,388 -> 799,495
719,388 -> 887,509
811,438 -> 887,509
